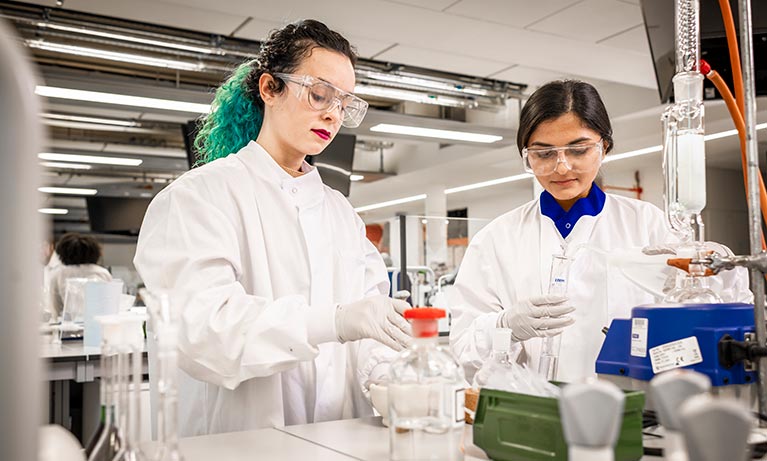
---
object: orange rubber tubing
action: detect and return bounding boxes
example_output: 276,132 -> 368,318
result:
706,69 -> 767,249
718,0 -> 746,115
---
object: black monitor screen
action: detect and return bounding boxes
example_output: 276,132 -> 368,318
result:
307,133 -> 356,197
86,197 -> 152,235
641,0 -> 767,103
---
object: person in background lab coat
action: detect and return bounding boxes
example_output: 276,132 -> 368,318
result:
450,80 -> 750,383
134,20 -> 412,436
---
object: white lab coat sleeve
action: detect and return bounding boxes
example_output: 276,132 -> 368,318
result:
353,220 -> 399,394
449,229 -> 507,380
134,183 -> 337,390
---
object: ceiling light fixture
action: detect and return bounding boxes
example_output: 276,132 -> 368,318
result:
41,113 -> 138,127
350,174 -> 365,181
35,86 -> 211,113
40,161 -> 92,170
27,39 -> 205,71
370,123 -> 503,144
38,208 -> 69,215
39,186 -> 98,196
358,71 -> 489,97
354,194 -> 427,213
369,123 -> 502,144
38,152 -> 143,167
36,22 -> 216,54
355,86 -> 475,108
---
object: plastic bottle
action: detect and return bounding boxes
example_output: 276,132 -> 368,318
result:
472,328 -> 512,390
388,308 -> 465,461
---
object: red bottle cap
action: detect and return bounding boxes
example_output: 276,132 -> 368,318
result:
404,307 -> 446,320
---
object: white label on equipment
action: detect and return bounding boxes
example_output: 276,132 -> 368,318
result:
630,318 -> 649,357
649,336 -> 703,374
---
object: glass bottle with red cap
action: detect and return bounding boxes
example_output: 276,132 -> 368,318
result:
388,307 -> 465,461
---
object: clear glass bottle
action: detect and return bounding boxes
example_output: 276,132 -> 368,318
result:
472,328 -> 512,390
389,308 -> 465,461
87,324 -> 122,461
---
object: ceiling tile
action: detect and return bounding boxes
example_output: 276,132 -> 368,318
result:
63,0 -> 246,35
489,65 -> 574,92
346,36 -> 397,59
48,0 -> 659,88
598,24 -> 650,54
382,0 -> 462,11
375,45 -> 511,77
231,17 -> 286,41
527,0 -> 643,43
445,0 -> 581,28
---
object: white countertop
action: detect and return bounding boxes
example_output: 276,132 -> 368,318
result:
138,416 -> 669,461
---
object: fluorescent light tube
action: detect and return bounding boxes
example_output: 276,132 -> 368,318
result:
41,113 -> 138,127
38,152 -> 143,167
354,86 -> 474,108
38,208 -> 69,215
360,72 -> 489,96
350,174 -> 365,181
37,22 -> 215,54
445,173 -> 532,194
35,86 -> 211,113
40,161 -> 92,170
354,194 -> 427,213
39,186 -> 97,196
27,40 -> 204,71
370,123 -> 502,143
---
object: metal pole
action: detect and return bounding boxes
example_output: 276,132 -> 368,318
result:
738,0 -> 767,424
398,213 -> 411,295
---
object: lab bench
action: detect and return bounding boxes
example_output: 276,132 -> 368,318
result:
141,416 -> 666,460
41,340 -> 149,441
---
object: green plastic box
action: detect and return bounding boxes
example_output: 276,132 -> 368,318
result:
472,387 -> 645,461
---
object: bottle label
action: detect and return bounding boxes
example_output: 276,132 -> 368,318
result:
630,317 -> 649,358
452,386 -> 465,426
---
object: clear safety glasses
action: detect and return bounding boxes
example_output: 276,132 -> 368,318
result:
521,140 -> 604,176
273,73 -> 369,128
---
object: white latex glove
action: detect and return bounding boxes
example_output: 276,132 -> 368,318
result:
497,295 -> 575,342
336,295 -> 413,351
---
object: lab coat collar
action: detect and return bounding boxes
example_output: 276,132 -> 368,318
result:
237,141 -> 326,209
539,183 -> 605,239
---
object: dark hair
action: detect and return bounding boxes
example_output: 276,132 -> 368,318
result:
516,80 -> 614,154
195,19 -> 358,164
55,233 -> 102,265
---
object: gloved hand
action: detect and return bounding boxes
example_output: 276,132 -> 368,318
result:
497,295 -> 575,342
336,295 -> 413,351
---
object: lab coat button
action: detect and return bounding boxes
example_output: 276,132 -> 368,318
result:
291,188 -> 298,194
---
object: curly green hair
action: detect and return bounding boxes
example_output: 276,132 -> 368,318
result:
194,60 -> 262,165
193,20 -> 357,165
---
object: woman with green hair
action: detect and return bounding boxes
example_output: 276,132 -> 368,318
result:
134,19 -> 412,436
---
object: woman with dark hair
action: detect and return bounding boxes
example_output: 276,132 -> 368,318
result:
449,80 -> 749,383
49,233 -> 112,320
134,20 -> 411,435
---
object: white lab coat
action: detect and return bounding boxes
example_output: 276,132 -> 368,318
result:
450,193 -> 751,383
134,141 -> 395,435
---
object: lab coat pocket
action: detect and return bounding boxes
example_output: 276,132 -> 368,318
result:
335,251 -> 366,303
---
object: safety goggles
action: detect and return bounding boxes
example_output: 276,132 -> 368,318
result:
521,140 -> 604,176
273,73 -> 369,128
